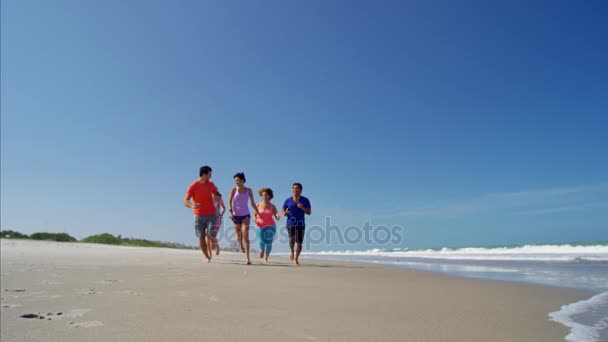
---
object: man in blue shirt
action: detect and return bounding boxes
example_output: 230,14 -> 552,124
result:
282,182 -> 311,266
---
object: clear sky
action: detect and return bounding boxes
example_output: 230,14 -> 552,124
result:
2,0 -> 607,251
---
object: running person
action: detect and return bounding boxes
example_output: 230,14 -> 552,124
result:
282,182 -> 311,266
184,166 -> 219,263
254,188 -> 281,264
207,192 -> 225,256
228,172 -> 261,265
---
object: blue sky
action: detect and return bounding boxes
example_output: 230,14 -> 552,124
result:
2,0 -> 607,251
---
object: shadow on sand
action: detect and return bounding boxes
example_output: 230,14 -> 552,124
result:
209,259 -> 368,269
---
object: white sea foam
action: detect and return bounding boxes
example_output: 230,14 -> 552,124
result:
306,244 -> 608,262
549,292 -> 608,342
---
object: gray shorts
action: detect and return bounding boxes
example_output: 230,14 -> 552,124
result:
194,215 -> 216,238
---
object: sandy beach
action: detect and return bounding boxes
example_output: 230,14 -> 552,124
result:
1,239 -> 586,342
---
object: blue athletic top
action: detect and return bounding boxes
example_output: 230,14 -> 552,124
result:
283,196 -> 311,227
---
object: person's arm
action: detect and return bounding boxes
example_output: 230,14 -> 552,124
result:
272,204 -> 281,220
183,195 -> 198,209
254,203 -> 260,221
282,200 -> 289,217
298,199 -> 311,215
183,185 -> 198,209
219,198 -> 226,216
228,187 -> 236,218
248,188 -> 262,217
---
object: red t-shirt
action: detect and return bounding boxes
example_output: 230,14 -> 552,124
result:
186,181 -> 218,216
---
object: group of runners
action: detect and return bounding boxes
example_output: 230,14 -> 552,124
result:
183,166 -> 312,266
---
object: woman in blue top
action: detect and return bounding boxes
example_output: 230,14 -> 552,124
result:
282,182 -> 311,266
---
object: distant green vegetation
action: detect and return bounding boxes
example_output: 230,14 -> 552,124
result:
81,233 -> 122,245
1,230 -> 194,249
29,232 -> 78,242
82,233 -> 193,249
0,230 -> 29,239
1,230 -> 77,242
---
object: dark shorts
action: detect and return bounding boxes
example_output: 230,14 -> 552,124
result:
208,225 -> 219,238
287,225 -> 305,244
195,215 -> 216,238
208,216 -> 222,238
231,214 -> 251,225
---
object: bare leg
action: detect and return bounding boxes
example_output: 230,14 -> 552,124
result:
206,237 -> 214,260
295,243 -> 302,266
289,236 -> 295,261
210,229 -> 219,256
241,221 -> 251,264
234,224 -> 244,253
214,237 -> 220,255
199,237 -> 210,263
257,228 -> 265,259
208,234 -> 219,258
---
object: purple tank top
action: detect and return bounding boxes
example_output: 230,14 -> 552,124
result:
233,187 -> 250,216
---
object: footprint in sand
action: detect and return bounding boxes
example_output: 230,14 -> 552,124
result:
20,312 -> 62,320
4,289 -> 45,297
2,304 -> 23,309
20,309 -> 94,322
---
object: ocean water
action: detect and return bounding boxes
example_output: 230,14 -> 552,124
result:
298,244 -> 608,342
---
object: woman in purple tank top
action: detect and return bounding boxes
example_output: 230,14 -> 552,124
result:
228,172 -> 261,265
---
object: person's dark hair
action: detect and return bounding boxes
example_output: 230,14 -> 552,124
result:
258,188 -> 274,200
292,182 -> 303,190
200,166 -> 212,177
234,172 -> 246,182
215,192 -> 222,198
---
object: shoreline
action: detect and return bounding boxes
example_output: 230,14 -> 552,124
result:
293,252 -> 600,294
1,239 -> 588,341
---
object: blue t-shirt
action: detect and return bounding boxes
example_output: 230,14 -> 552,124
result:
283,196 -> 311,227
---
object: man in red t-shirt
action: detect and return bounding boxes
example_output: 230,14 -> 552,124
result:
184,165 -> 220,263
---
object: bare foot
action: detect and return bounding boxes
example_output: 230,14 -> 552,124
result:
293,259 -> 300,266
289,252 -> 294,261
246,260 -> 251,265
216,249 -> 220,256
259,251 -> 264,259
264,258 -> 269,264
205,257 -> 211,263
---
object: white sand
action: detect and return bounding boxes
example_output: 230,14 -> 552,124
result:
1,239 -> 586,341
